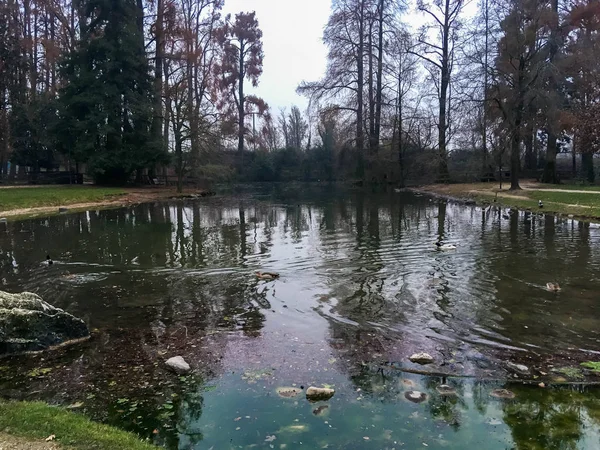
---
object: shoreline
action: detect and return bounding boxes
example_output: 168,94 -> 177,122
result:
408,181 -> 600,223
0,187 -> 214,221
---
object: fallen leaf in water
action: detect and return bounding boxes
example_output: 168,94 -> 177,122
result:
234,417 -> 242,421
45,435 -> 56,442
265,435 -> 276,442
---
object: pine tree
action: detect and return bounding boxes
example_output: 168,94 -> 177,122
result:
57,0 -> 166,185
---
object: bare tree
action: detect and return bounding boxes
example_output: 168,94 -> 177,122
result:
410,0 -> 467,182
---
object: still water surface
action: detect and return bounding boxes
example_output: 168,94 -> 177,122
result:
1,185 -> 600,449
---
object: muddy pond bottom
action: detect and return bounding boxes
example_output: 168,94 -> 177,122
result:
1,184 -> 600,449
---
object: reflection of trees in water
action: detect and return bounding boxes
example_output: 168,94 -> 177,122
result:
502,385 -> 600,450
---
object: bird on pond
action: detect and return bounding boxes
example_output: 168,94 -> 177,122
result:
539,200 -> 544,208
546,282 -> 561,292
256,271 -> 280,281
45,254 -> 53,265
435,242 -> 457,251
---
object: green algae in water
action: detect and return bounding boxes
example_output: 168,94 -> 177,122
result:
553,367 -> 585,380
581,361 -> 600,373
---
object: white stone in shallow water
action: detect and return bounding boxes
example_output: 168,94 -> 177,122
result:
165,356 -> 191,374
409,352 -> 434,364
306,387 -> 335,401
404,390 -> 427,403
506,362 -> 530,375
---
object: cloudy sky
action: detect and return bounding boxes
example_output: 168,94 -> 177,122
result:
222,0 -> 331,112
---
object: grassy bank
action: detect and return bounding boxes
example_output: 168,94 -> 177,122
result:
0,401 -> 156,450
418,182 -> 600,220
0,186 -> 125,211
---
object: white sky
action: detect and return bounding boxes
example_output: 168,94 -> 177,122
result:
222,0 -> 331,113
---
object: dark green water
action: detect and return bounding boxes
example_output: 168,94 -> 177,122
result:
1,185 -> 600,449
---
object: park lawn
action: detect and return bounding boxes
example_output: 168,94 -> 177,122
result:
473,189 -> 600,218
531,183 -> 600,191
0,401 -> 156,450
527,190 -> 600,207
0,186 -> 125,211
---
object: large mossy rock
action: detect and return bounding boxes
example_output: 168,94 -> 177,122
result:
0,291 -> 89,355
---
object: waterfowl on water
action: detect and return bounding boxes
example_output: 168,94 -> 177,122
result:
546,282 -> 561,292
435,242 -> 457,251
45,254 -> 53,265
256,271 -> 280,280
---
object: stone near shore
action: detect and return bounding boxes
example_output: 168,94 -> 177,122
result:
165,356 -> 191,374
306,387 -> 335,402
409,352 -> 434,364
0,291 -> 89,355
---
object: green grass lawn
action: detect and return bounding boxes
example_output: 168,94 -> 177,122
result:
0,401 -> 156,450
475,189 -> 600,218
532,183 -> 600,191
0,186 -> 125,211
528,190 -> 600,207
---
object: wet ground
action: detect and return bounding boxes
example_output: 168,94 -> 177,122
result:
1,184 -> 599,449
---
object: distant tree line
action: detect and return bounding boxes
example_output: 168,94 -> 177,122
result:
2,0 -> 600,187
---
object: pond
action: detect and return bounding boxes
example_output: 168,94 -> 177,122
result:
1,184 -> 600,449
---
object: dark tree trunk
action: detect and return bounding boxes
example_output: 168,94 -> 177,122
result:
582,152 -> 594,183
357,2 -> 365,155
524,125 -> 534,171
542,131 -> 559,183
375,0 -> 384,153
237,42 -> 245,173
437,0 -> 451,183
151,0 -> 164,153
541,0 -> 560,184
511,61 -> 524,191
368,22 -> 375,154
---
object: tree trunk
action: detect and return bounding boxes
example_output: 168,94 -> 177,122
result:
571,136 -> 576,177
237,43 -> 245,172
356,0 -> 365,176
151,0 -> 164,152
368,21 -> 375,154
542,131 -> 558,183
438,0 -> 451,183
511,63 -> 524,191
374,0 -> 384,153
582,152 -> 594,183
541,0 -> 560,184
524,125 -> 533,171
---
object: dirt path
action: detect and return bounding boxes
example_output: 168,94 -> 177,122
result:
0,433 -> 61,449
0,187 -> 212,219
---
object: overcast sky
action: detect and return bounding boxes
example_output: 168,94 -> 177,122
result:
222,0 -> 331,113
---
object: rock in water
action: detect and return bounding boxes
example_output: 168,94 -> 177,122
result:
506,362 -> 530,376
0,291 -> 89,355
490,389 -> 515,399
165,356 -> 191,374
306,387 -> 335,402
404,391 -> 428,403
409,352 -> 434,364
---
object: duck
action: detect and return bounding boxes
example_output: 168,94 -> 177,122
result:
546,282 -> 561,292
256,271 -> 280,281
44,254 -> 53,265
435,242 -> 457,251
539,200 -> 544,208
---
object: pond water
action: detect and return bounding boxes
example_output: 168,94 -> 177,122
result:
1,184 -> 600,449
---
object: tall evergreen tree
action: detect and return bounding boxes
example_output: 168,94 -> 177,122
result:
57,0 -> 166,185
